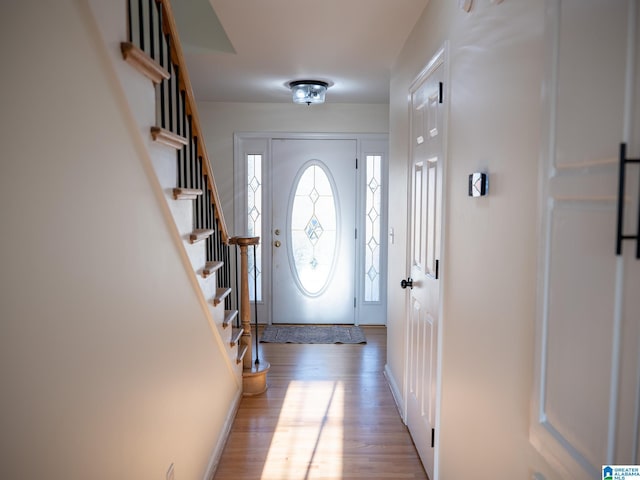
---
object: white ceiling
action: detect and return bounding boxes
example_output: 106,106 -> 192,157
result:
172,0 -> 428,104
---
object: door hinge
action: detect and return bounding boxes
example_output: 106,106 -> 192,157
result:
435,259 -> 440,279
354,297 -> 357,308
355,157 -> 358,169
355,228 -> 358,239
431,428 -> 435,448
439,82 -> 443,103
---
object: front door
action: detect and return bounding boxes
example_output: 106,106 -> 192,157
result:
271,139 -> 357,324
405,49 -> 445,479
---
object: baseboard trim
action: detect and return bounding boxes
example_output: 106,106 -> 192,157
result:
384,363 -> 406,423
202,387 -> 242,480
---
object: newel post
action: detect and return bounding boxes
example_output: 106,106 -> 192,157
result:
229,236 -> 270,395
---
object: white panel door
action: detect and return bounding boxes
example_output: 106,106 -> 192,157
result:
405,49 -> 445,480
531,0 -> 640,477
271,139 -> 357,324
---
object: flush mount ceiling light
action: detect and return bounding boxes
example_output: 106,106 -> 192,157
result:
288,80 -> 329,105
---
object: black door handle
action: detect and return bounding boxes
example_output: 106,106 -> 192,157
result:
400,277 -> 413,289
616,143 -> 640,259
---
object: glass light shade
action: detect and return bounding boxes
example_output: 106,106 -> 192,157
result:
289,80 -> 328,105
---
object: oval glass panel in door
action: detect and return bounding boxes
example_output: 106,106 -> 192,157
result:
289,162 -> 339,296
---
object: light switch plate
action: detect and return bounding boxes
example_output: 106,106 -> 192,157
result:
468,172 -> 488,197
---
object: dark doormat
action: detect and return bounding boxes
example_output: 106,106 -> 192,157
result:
260,325 -> 367,344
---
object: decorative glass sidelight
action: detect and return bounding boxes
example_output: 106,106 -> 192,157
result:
365,155 -> 382,302
290,163 -> 338,296
247,154 -> 262,301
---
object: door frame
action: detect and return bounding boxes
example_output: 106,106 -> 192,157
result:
403,44 -> 449,479
234,132 -> 389,326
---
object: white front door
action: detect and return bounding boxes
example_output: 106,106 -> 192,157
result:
271,139 -> 357,324
405,49 -> 446,479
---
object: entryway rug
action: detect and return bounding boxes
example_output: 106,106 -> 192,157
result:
260,325 -> 367,344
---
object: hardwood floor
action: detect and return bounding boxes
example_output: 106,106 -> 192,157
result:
213,326 -> 429,480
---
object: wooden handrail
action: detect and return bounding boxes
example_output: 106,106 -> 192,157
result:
157,0 -> 229,244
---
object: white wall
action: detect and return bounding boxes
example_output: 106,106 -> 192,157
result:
197,102 -> 389,233
387,0 -> 559,478
0,2 -> 238,479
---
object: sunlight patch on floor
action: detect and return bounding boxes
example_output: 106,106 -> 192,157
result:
260,380 -> 344,480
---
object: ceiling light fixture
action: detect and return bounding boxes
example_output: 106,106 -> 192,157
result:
288,80 -> 329,106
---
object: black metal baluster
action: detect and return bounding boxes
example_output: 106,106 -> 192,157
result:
213,218 -> 219,262
157,1 -> 164,68
212,207 -> 217,263
221,239 -> 227,304
218,220 -> 223,263
180,90 -> 186,139
253,243 -> 260,364
206,185 -> 213,261
234,244 -> 240,326
174,66 -> 180,135
148,0 -> 155,60
160,79 -> 166,129
205,188 -> 210,259
168,72 -> 174,133
211,214 -> 218,259
127,0 -> 133,43
177,86 -> 182,139
185,118 -> 193,188
194,156 -> 199,229
225,245 -> 231,309
197,157 -> 204,230
215,220 -> 222,292
213,203 -> 218,262
137,0 -> 145,50
193,154 -> 199,228
158,16 -> 167,129
191,137 -> 198,191
179,117 -> 189,188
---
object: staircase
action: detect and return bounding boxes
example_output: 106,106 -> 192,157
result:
87,0 -> 269,394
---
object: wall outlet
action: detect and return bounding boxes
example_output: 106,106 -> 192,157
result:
166,463 -> 175,480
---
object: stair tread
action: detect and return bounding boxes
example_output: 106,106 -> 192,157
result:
120,42 -> 170,84
173,187 -> 203,200
223,310 -> 238,329
202,260 -> 224,278
150,126 -> 188,149
230,327 -> 244,347
189,229 -> 214,244
212,287 -> 232,306
236,344 -> 248,364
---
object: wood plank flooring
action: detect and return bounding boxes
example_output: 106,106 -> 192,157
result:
213,326 -> 429,480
